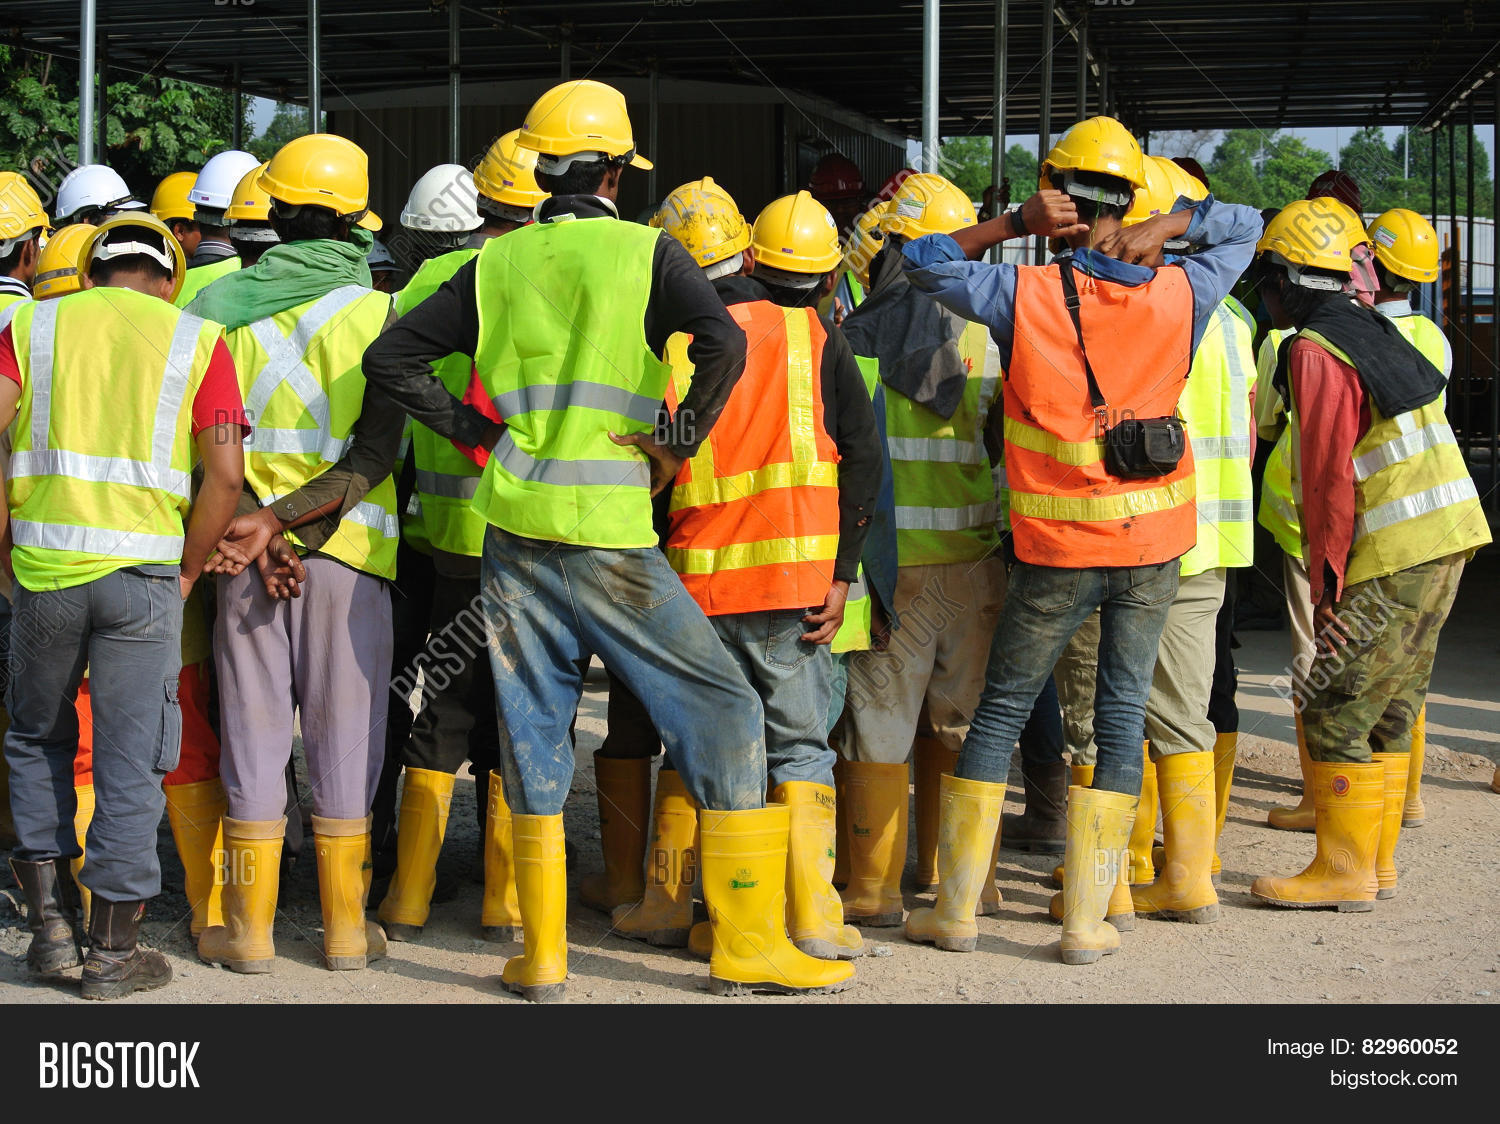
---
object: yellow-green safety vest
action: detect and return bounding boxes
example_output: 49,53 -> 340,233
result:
394,248 -> 488,557
864,320 -> 1002,566
228,284 -> 399,580
831,348 -> 881,654
1256,328 -> 1302,558
175,254 -> 240,309
1178,299 -> 1256,576
5,288 -> 219,590
1387,310 -> 1451,409
471,217 -> 671,549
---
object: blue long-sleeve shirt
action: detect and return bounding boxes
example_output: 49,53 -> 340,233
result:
900,196 -> 1264,367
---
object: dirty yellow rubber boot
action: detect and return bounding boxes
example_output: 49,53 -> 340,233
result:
700,804 -> 855,996
1403,706 -> 1427,827
197,817 -> 284,974
1051,764 -> 1094,887
502,813 -> 568,1002
774,781 -> 864,960
687,920 -> 712,961
1251,761 -> 1383,911
377,768 -> 455,940
1131,751 -> 1219,924
832,756 -> 850,887
1211,731 -> 1237,876
976,816 -> 1005,917
904,774 -> 1005,952
1059,786 -> 1136,965
612,769 -> 699,948
1267,714 -> 1316,831
912,737 -> 959,891
838,761 -> 908,926
71,782 -> 96,929
1127,745 -> 1157,887
1048,866 -> 1135,931
481,771 -> 523,942
163,778 -> 227,937
578,754 -> 651,914
312,816 -> 386,970
1373,752 -> 1409,900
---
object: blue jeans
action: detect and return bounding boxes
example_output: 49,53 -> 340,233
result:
827,650 -> 850,735
710,609 -> 835,791
958,561 -> 1178,795
1018,674 -> 1066,769
481,528 -> 767,815
5,566 -> 183,901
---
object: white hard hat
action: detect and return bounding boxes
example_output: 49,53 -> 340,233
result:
366,240 -> 396,268
54,164 -> 145,223
400,164 -> 481,233
187,150 -> 261,214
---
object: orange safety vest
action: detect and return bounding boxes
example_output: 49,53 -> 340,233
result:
664,300 -> 842,615
1005,262 -> 1197,567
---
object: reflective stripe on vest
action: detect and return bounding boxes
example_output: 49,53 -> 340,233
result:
264,492 -> 401,540
1255,327 -> 1301,558
415,468 -> 481,499
895,500 -> 999,531
8,519 -> 183,561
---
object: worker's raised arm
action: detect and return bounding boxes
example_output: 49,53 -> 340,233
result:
1165,195 -> 1265,349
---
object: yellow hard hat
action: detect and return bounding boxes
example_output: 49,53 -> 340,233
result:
516,80 -> 652,171
224,162 -> 272,224
149,172 -> 198,224
0,171 -> 50,248
1122,155 -> 1206,227
78,212 -> 187,303
842,201 -> 888,288
750,191 -> 842,275
473,129 -> 549,213
1040,116 -> 1146,195
656,177 -> 750,272
1257,198 -> 1369,276
879,172 -> 976,240
1366,207 -> 1440,284
258,133 -> 381,230
33,223 -> 93,300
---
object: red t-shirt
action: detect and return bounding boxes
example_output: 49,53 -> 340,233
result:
0,324 -> 248,436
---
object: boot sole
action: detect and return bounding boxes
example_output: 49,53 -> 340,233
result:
794,937 -> 868,960
29,949 -> 83,975
844,912 -> 903,928
616,927 -> 692,949
202,957 -> 274,974
1059,945 -> 1117,965
908,933 -> 978,953
481,924 -> 524,943
383,923 -> 424,942
1108,911 -> 1136,932
324,955 -> 370,970
1136,903 -> 1219,924
1376,888 -> 1396,900
708,974 -> 854,997
81,972 -> 172,1001
1401,817 -> 1424,828
501,978 -> 567,1003
1250,892 -> 1375,912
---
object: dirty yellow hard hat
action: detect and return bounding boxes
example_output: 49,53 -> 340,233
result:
1122,155 -> 1206,227
1366,207 -> 1440,284
258,133 -> 382,230
473,128 -> 549,213
0,171 -> 51,249
224,162 -> 273,224
1258,197 -> 1370,280
1040,116 -> 1146,196
78,211 -> 187,302
516,80 -> 652,171
656,177 -> 751,273
751,191 -> 842,276
149,171 -> 198,224
843,201 -> 889,288
879,172 -> 976,240
33,223 -> 93,300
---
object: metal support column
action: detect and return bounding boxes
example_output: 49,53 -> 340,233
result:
1075,11 -> 1088,120
560,28 -> 572,80
989,0 -> 1008,263
647,63 -> 659,203
1099,56 -> 1110,117
78,0 -> 97,165
231,62 -> 243,150
1492,76 -> 1499,511
308,0 -> 322,132
1035,0 -> 1054,263
1448,122 -> 1462,446
922,0 -> 940,174
96,36 -> 108,163
1464,101 -> 1476,472
448,0 -> 462,163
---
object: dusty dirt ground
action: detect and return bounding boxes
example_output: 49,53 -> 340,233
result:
3,558 -> 1497,1005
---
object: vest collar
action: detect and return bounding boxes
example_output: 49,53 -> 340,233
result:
1054,246 -> 1157,288
0,275 -> 30,301
537,195 -> 619,224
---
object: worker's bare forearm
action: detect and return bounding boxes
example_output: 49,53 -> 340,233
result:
950,212 -> 1022,261
183,473 -> 243,582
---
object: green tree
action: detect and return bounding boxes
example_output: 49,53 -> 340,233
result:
248,103 -> 312,162
1392,126 -> 1493,219
1206,129 -> 1333,209
936,137 -> 1039,208
1337,125 -> 1404,213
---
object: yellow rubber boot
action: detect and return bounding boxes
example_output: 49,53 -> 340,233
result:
480,771 -> 523,942
700,804 -> 855,996
1250,761 -> 1383,911
71,782 -> 96,929
1048,866 -> 1135,930
197,817 -> 284,973
502,813 -> 568,1002
1402,706 -> 1427,827
838,761 -> 908,926
773,781 -> 864,960
976,815 -> 1005,917
912,737 -> 958,890
1127,745 -> 1157,886
832,756 -> 850,887
312,816 -> 386,970
377,767 -> 455,940
163,778 -> 227,937
1211,731 -> 1237,876
1059,786 -> 1136,965
1373,752 -> 1409,900
687,920 -> 712,961
1267,714 -> 1316,831
1131,751 -> 1219,923
1051,764 -> 1094,887
612,769 -> 699,948
578,754 -> 651,914
904,774 -> 1005,952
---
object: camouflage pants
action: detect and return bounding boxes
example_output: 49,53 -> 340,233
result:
1300,555 -> 1464,763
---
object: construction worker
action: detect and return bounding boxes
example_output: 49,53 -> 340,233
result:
187,133 -> 405,975
173,149 -> 261,308
51,165 -> 146,227
1249,199 -> 1489,911
150,171 -> 202,253
808,152 -> 867,236
362,78 -> 854,1001
834,171 -> 1008,928
31,223 -> 92,300
376,142 -> 541,945
367,240 -> 403,293
0,213 -> 246,999
897,116 -> 1260,963
223,162 -> 281,266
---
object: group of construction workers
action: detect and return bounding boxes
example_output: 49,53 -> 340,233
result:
0,75 -> 1489,1002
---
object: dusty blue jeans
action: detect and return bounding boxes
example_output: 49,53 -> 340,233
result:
958,560 -> 1179,795
481,528 -> 768,815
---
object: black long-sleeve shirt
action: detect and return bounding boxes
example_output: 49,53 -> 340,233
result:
359,194 -> 747,461
708,275 -> 880,583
